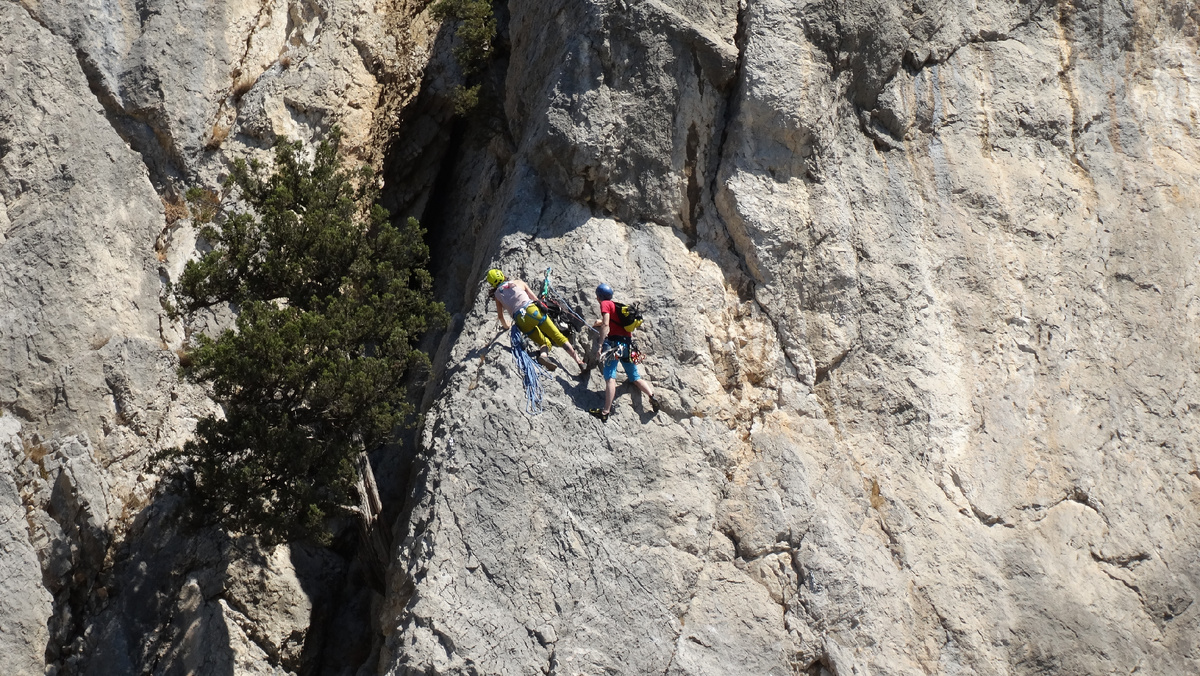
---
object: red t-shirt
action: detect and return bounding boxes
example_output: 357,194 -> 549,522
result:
599,299 -> 631,338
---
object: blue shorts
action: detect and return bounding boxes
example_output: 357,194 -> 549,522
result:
601,339 -> 640,381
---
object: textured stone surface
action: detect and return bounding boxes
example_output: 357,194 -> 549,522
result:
78,494 -> 345,676
0,415 -> 51,676
17,0 -> 437,188
3,0 -> 1200,672
384,0 -> 1200,673
0,0 -> 437,671
0,1 -> 165,448
0,5 -> 177,668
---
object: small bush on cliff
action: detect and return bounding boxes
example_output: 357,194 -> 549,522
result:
161,129 -> 447,544
452,83 -> 481,116
431,0 -> 496,75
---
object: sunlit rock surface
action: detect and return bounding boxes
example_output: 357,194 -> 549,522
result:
2,0 -> 1198,673
384,1 -> 1200,674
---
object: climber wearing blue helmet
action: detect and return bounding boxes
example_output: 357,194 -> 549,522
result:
589,282 -> 658,422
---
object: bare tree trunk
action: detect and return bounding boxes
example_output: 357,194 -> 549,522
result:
354,450 -> 390,588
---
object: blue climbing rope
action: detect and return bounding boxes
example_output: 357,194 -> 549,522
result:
510,325 -> 552,415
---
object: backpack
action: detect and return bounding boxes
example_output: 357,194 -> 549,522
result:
611,301 -> 643,331
540,295 -> 586,333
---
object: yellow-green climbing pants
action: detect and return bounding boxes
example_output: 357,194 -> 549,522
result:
515,304 -> 569,349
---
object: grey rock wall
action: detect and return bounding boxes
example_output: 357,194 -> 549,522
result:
384,0 -> 1200,674
0,0 -> 440,671
16,0 -> 435,188
1,5 -> 174,668
3,0 -> 1199,672
0,416 -> 51,675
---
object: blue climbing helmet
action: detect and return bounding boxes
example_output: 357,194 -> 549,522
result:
596,283 -> 613,300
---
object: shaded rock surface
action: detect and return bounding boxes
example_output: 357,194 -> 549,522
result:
383,0 -> 1200,674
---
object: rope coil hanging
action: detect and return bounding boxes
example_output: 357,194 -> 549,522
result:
510,325 -> 552,415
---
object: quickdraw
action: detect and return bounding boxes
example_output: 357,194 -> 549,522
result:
600,336 -> 643,365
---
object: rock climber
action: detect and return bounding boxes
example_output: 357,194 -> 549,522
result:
486,268 -> 585,372
589,282 -> 659,422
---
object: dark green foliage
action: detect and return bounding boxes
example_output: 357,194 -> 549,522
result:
452,84 -> 481,116
431,0 -> 497,75
163,130 -> 447,544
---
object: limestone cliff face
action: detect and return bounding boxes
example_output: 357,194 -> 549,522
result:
2,0 -> 1199,674
386,0 -> 1200,674
0,0 -> 439,672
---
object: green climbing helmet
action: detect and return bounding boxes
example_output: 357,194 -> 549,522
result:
486,269 -> 505,287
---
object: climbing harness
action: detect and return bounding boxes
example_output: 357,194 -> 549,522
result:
515,302 -> 550,327
510,325 -> 552,415
601,335 -> 643,365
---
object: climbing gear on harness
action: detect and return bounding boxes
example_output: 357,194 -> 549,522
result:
539,267 -> 599,364
486,269 -> 505,287
596,342 -> 621,365
600,335 -> 645,368
605,334 -> 630,348
588,407 -> 610,422
596,283 -> 613,300
602,335 -> 642,360
510,325 -> 552,414
611,301 -> 643,331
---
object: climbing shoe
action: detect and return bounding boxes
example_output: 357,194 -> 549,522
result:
648,394 -> 660,414
588,408 -> 610,423
536,353 -> 557,371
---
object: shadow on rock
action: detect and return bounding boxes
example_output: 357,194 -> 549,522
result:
57,483 -> 367,676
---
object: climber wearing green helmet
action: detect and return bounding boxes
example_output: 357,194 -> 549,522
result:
486,268 -> 585,371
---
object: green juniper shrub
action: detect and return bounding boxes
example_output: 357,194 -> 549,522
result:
161,129 -> 447,545
452,83 -> 482,116
430,0 -> 497,75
